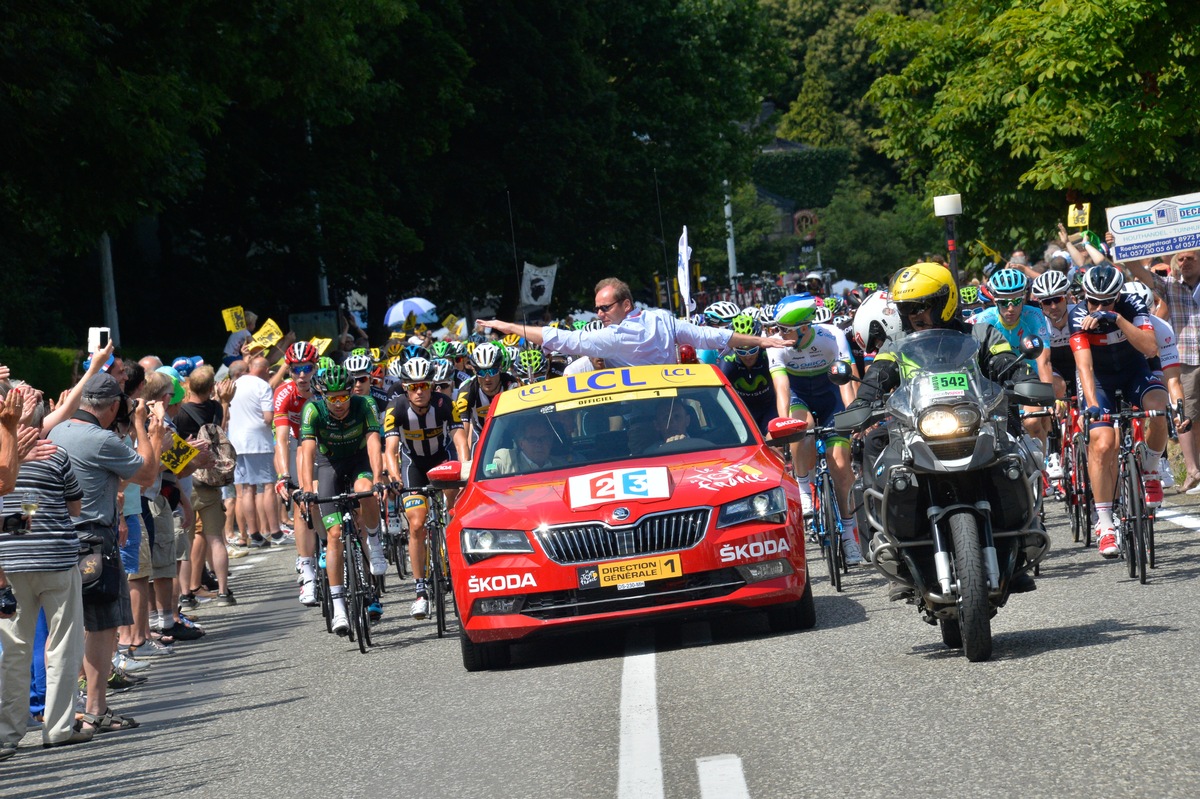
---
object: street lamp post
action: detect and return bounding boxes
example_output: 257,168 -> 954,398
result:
933,193 -> 963,290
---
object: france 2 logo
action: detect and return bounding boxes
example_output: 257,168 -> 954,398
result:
569,467 -> 671,508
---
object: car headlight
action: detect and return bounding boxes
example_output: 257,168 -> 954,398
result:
717,487 -> 787,528
917,405 -> 980,439
462,528 -> 534,564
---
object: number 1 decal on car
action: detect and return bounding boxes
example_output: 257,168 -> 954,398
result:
568,467 -> 671,509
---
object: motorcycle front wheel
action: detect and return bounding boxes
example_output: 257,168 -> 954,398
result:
950,510 -> 992,662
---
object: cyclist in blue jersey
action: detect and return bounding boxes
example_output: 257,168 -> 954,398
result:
1069,264 -> 1168,557
697,301 -> 739,365
974,269 -> 1054,457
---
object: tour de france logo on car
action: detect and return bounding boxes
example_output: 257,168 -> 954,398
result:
567,467 -> 671,509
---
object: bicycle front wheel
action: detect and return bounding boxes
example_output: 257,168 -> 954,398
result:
820,477 -> 843,592
434,527 -> 449,637
1126,452 -> 1148,584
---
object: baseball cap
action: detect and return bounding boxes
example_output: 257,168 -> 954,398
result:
82,373 -> 122,402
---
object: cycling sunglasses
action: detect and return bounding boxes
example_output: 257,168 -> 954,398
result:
1086,296 -> 1117,307
351,374 -> 370,384
733,346 -> 761,356
476,367 -> 500,378
405,382 -> 432,392
1039,296 -> 1066,306
291,363 -> 315,375
996,297 -> 1024,309
325,393 -> 351,405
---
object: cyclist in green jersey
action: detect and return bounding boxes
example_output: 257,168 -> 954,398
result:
296,366 -> 386,635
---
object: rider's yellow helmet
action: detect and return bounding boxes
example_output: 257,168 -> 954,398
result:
890,262 -> 958,323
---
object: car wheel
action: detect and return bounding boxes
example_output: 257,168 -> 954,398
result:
766,579 -> 817,632
459,630 -> 511,672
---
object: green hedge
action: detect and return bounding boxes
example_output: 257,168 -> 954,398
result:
0,347 -> 81,396
752,147 -> 851,209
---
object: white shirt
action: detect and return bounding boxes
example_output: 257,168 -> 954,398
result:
541,308 -> 731,367
227,374 -> 275,454
223,329 -> 251,359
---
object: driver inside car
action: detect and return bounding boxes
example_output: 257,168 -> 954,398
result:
491,416 -> 565,476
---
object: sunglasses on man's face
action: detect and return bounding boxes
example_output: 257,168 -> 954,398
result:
594,301 -> 619,314
896,301 -> 932,316
1039,296 -> 1065,307
352,375 -> 370,384
996,298 -> 1024,309
1086,298 -> 1116,308
291,364 -> 315,375
325,393 -> 351,405
476,367 -> 500,378
406,382 -> 431,393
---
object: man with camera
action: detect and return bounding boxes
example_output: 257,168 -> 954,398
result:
47,373 -> 163,740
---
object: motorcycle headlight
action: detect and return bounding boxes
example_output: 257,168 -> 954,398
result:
917,405 -> 980,439
462,528 -> 534,564
717,487 -> 787,528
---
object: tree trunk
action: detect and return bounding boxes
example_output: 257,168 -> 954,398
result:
99,232 -> 121,346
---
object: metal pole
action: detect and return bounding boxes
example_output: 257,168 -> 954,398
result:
945,215 -> 961,289
724,180 -> 738,286
99,232 -> 121,346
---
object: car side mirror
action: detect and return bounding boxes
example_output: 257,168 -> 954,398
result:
428,461 -> 468,489
766,417 -> 809,446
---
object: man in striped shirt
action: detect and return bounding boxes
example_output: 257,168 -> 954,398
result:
0,390 -> 85,752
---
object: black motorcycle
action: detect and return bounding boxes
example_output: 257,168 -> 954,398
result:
833,329 -> 1055,662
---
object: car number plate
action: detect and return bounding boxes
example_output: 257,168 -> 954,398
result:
577,553 -> 684,590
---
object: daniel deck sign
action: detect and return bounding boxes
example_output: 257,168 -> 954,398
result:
1107,191 -> 1200,262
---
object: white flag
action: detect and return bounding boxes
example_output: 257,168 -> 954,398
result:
677,226 -> 692,315
520,262 -> 558,307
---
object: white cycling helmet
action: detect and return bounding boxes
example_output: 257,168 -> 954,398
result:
1031,270 -> 1071,300
471,342 -> 504,371
1081,263 -> 1124,301
430,358 -> 454,384
852,290 -> 902,352
342,353 -> 373,375
703,301 -> 740,326
399,356 -> 432,384
813,304 -> 833,324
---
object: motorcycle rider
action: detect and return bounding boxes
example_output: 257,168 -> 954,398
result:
846,262 -> 1039,597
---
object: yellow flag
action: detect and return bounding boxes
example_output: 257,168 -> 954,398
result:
221,306 -> 246,332
310,337 -> 333,355
975,240 -> 1002,264
442,313 -> 459,332
250,318 -> 283,351
160,433 -> 199,475
1067,203 -> 1090,228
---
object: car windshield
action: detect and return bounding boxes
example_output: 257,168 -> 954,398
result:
476,385 -> 755,480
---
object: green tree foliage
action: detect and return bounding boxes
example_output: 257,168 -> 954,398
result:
862,0 -> 1200,246
691,183 -> 795,284
814,179 -> 946,282
752,148 -> 851,208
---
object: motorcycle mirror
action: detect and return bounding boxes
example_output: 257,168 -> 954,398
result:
828,361 -> 856,386
1019,336 -> 1044,360
766,417 -> 809,446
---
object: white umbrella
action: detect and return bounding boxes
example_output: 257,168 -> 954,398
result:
831,279 -> 857,296
384,297 -> 438,327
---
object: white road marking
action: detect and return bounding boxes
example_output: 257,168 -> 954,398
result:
1156,507 -> 1200,529
618,628 -> 663,799
697,754 -> 751,799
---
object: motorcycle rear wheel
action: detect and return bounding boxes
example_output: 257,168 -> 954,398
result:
950,510 -> 992,662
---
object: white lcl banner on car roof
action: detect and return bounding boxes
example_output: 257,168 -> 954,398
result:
568,467 -> 671,509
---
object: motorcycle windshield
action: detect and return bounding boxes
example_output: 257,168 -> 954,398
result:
886,330 -> 1000,420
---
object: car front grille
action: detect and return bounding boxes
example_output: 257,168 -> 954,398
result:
534,508 -> 711,565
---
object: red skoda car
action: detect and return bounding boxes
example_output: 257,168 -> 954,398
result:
429,364 -> 814,670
